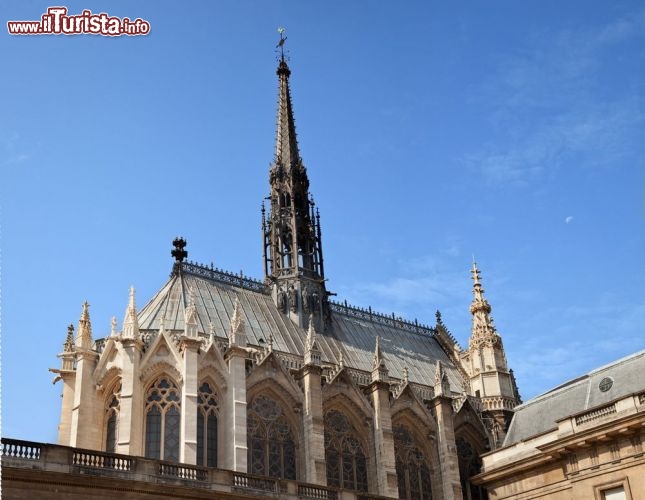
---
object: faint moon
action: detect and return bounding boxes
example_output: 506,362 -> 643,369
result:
565,216 -> 573,224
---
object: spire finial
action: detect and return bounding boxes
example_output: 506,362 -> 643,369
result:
276,27 -> 287,60
468,262 -> 499,350
170,236 -> 188,272
471,260 -> 481,286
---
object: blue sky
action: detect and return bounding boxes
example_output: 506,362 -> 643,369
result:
2,1 -> 644,443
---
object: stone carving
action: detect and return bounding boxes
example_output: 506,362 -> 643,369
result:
277,287 -> 287,313
288,285 -> 298,313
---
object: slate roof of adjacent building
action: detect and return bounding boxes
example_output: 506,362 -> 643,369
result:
134,261 -> 465,392
503,349 -> 645,445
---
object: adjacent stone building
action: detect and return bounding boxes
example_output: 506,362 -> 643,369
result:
4,46 -> 522,500
473,350 -> 645,500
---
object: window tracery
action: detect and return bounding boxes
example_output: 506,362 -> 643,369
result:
456,436 -> 488,500
105,383 -> 121,454
247,394 -> 296,479
393,424 -> 432,499
144,377 -> 181,462
197,382 -> 218,467
324,410 -> 368,492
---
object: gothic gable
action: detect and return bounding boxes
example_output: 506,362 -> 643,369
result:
198,340 -> 228,391
93,337 -> 121,389
323,369 -> 373,424
247,351 -> 303,409
140,331 -> 183,386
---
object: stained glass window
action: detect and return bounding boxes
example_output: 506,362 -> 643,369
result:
393,424 -> 432,499
456,437 -> 488,500
144,377 -> 181,461
197,382 -> 218,467
105,384 -> 120,453
247,394 -> 296,479
324,410 -> 368,492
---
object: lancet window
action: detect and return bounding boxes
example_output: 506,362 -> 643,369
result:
144,377 -> 181,462
197,382 -> 218,467
247,395 -> 296,479
393,424 -> 432,500
456,436 -> 488,500
105,383 -> 121,453
324,410 -> 368,492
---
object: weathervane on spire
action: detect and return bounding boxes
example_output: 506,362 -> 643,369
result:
276,27 -> 287,60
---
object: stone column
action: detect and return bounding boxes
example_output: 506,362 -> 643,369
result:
225,345 -> 248,472
180,337 -> 201,464
118,338 -> 144,456
57,371 -> 76,446
69,348 -> 100,449
302,363 -> 326,484
432,395 -> 463,500
368,379 -> 398,498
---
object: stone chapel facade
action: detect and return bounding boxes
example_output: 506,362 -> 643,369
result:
48,49 -> 521,500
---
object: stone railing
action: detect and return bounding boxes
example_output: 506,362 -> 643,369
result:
575,403 -> 617,426
73,449 -> 134,471
181,261 -> 267,293
1,438 -> 370,499
159,461 -> 208,482
481,396 -> 516,411
1,439 -> 41,460
298,483 -> 339,499
232,471 -> 278,492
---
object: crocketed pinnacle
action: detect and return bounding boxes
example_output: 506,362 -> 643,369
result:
274,57 -> 301,169
469,262 -> 499,350
63,324 -> 75,352
122,286 -> 140,339
229,297 -> 246,347
76,301 -> 93,349
372,335 -> 385,371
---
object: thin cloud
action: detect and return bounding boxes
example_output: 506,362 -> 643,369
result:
467,6 -> 645,186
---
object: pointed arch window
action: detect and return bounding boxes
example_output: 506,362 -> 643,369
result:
324,410 -> 368,492
197,382 -> 218,467
456,437 -> 488,500
247,395 -> 296,479
145,378 -> 181,462
105,383 -> 121,453
393,424 -> 432,500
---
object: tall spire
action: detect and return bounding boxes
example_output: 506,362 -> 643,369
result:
274,37 -> 300,170
263,29 -> 328,330
76,301 -> 93,349
468,262 -> 498,350
464,262 -> 518,449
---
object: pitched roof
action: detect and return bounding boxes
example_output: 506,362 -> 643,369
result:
135,262 -> 464,392
503,349 -> 645,445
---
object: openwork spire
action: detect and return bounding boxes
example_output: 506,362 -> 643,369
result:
263,31 -> 328,331
76,301 -> 93,349
468,262 -> 499,350
122,286 -> 140,339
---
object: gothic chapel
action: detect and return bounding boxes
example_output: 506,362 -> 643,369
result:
50,43 -> 520,500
